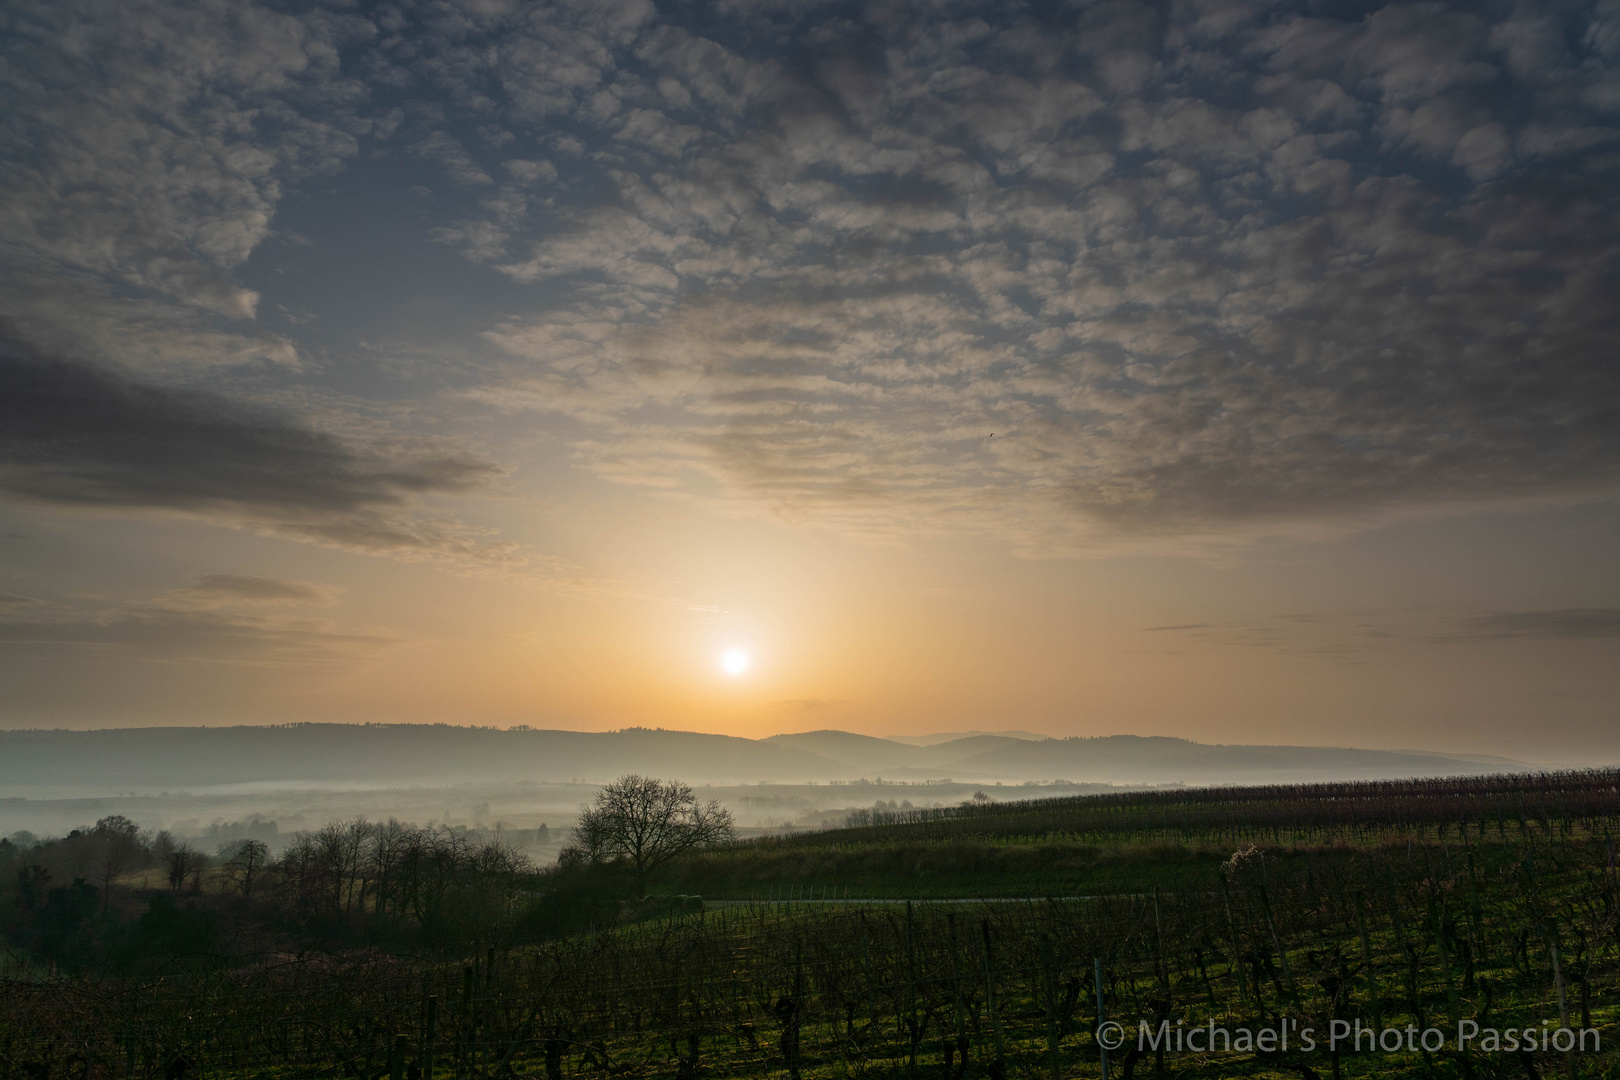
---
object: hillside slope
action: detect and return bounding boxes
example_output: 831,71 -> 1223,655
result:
937,734 -> 1526,783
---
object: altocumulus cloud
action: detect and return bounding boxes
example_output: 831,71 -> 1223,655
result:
435,0 -> 1620,543
0,0 -> 362,322
1,0 -> 1617,557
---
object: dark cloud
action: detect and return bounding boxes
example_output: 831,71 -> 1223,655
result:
0,329 -> 504,559
0,332 -> 492,512
1148,608 -> 1620,652
0,597 -> 396,663
1451,609 -> 1620,641
177,575 -> 340,606
1142,613 -> 1398,658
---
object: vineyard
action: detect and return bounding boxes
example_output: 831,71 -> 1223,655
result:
4,769 -> 1620,1078
660,769 -> 1620,901
813,770 -> 1620,844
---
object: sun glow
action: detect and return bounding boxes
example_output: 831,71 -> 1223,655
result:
721,648 -> 750,676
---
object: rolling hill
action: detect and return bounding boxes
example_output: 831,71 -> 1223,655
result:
0,724 -> 1531,794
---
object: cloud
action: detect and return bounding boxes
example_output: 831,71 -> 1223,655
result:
0,329 -> 521,568
1142,613 -> 1399,658
435,0 -> 1620,548
0,257 -> 310,378
1145,606 -> 1620,654
0,591 -> 397,665
0,0 -> 363,319
1448,609 -> 1620,641
170,575 -> 342,608
0,328 -> 731,605
412,131 -> 495,186
6,0 -> 1619,561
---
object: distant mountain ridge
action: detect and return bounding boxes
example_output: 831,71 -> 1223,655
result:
0,724 -> 1530,792
883,730 -> 1051,746
0,725 -> 832,789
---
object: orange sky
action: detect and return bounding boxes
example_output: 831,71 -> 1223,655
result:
2,0 -> 1618,763
4,489 -> 1616,762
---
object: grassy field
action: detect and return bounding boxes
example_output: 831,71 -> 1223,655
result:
4,770 -> 1619,1078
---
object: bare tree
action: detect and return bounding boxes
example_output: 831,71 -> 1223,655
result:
570,775 -> 734,893
221,839 -> 269,899
367,818 -> 409,919
167,844 -> 206,893
313,820 -> 370,914
274,832 -> 325,913
90,815 -> 143,911
402,826 -> 470,927
340,817 -> 371,913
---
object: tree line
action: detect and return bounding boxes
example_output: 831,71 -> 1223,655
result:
0,775 -> 732,972
0,815 -> 540,969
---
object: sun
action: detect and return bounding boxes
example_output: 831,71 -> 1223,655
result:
720,648 -> 750,676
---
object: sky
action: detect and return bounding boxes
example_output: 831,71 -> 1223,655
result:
0,0 -> 1617,761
